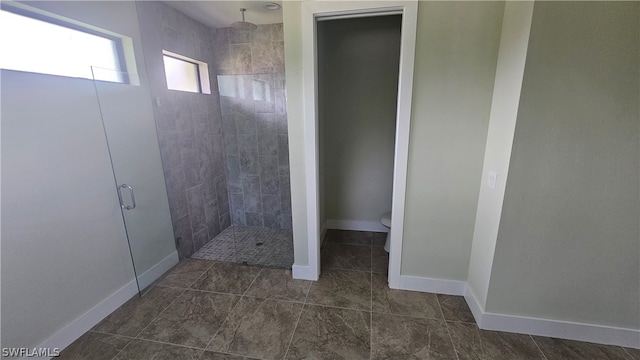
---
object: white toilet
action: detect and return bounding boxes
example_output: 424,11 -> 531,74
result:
380,211 -> 392,253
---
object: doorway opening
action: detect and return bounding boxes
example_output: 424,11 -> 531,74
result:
317,14 -> 402,278
299,1 -> 418,285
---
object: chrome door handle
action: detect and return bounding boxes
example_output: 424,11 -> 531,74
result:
118,184 -> 136,210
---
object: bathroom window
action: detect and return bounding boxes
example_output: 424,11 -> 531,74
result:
162,50 -> 211,94
0,6 -> 127,83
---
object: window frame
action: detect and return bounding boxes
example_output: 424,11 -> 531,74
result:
0,3 -> 129,84
161,50 -> 211,94
162,53 -> 202,93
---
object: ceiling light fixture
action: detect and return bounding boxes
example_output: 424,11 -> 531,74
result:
230,8 -> 257,32
263,2 -> 281,11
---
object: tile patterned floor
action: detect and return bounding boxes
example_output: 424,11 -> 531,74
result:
60,230 -> 639,359
192,226 -> 294,269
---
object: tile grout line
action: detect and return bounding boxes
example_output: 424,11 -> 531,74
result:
291,294 -> 458,320
122,335 -> 211,351
242,267 -> 264,297
378,310 -> 445,321
154,285 -> 234,296
444,319 -> 480,325
322,266 -> 376,274
178,260 -> 218,292
110,268 -> 211,357
529,334 -> 550,360
436,295 -> 461,360
132,261 -> 219,342
200,267 -> 265,354
621,346 -> 635,359
265,298 -> 450,321
282,268 -> 313,360
89,329 -> 137,339
303,301 -> 372,313
104,260 -> 218,360
104,323 -> 204,360
132,290 -> 187,339
200,296 -> 241,354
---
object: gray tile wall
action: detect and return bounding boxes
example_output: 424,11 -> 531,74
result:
211,25 -> 292,229
136,2 -> 231,258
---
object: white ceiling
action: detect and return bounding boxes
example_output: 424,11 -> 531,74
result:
164,1 -> 283,29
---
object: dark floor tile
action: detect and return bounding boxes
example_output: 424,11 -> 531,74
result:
372,246 -> 389,274
307,269 -> 371,311
321,243 -> 371,271
92,286 -> 183,337
532,336 -> 634,360
372,273 -> 441,320
438,294 -> 475,323
198,351 -> 257,360
138,290 -> 240,348
286,305 -> 371,360
446,321 -> 485,360
157,259 -> 215,288
244,268 -> 311,302
371,232 -> 387,247
190,261 -> 261,294
371,312 -> 456,359
114,339 -> 201,360
447,321 -> 546,360
208,297 -> 303,359
325,229 -> 371,245
624,348 -> 640,360
58,332 -> 131,360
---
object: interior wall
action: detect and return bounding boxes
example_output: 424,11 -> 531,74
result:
400,1 -> 504,280
485,1 -> 640,329
283,1 -> 505,271
317,15 -> 401,228
211,24 -> 292,229
466,1 -> 534,310
1,0 -> 155,348
282,1 -> 308,265
136,1 -> 230,258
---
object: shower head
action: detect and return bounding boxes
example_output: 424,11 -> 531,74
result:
231,8 -> 257,32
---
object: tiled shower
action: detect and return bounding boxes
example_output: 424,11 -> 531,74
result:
137,2 -> 292,268
213,25 -> 291,230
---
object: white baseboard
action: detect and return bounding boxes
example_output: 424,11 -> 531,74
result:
464,285 -> 640,349
34,280 -> 139,360
137,251 -> 179,290
292,264 -> 318,281
32,251 -> 179,360
397,275 -> 466,295
326,219 -> 388,233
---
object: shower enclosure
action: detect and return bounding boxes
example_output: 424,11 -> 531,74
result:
2,64 -> 176,300
191,24 -> 293,269
192,71 -> 293,268
136,1 -> 293,270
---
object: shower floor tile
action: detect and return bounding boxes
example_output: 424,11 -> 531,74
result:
191,226 -> 294,269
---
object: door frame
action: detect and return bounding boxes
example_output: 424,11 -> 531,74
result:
301,1 -> 418,288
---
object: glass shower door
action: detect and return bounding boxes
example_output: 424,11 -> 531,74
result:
1,67 -> 143,341
92,68 -> 177,291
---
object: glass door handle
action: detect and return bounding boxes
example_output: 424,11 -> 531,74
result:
118,184 -> 136,210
